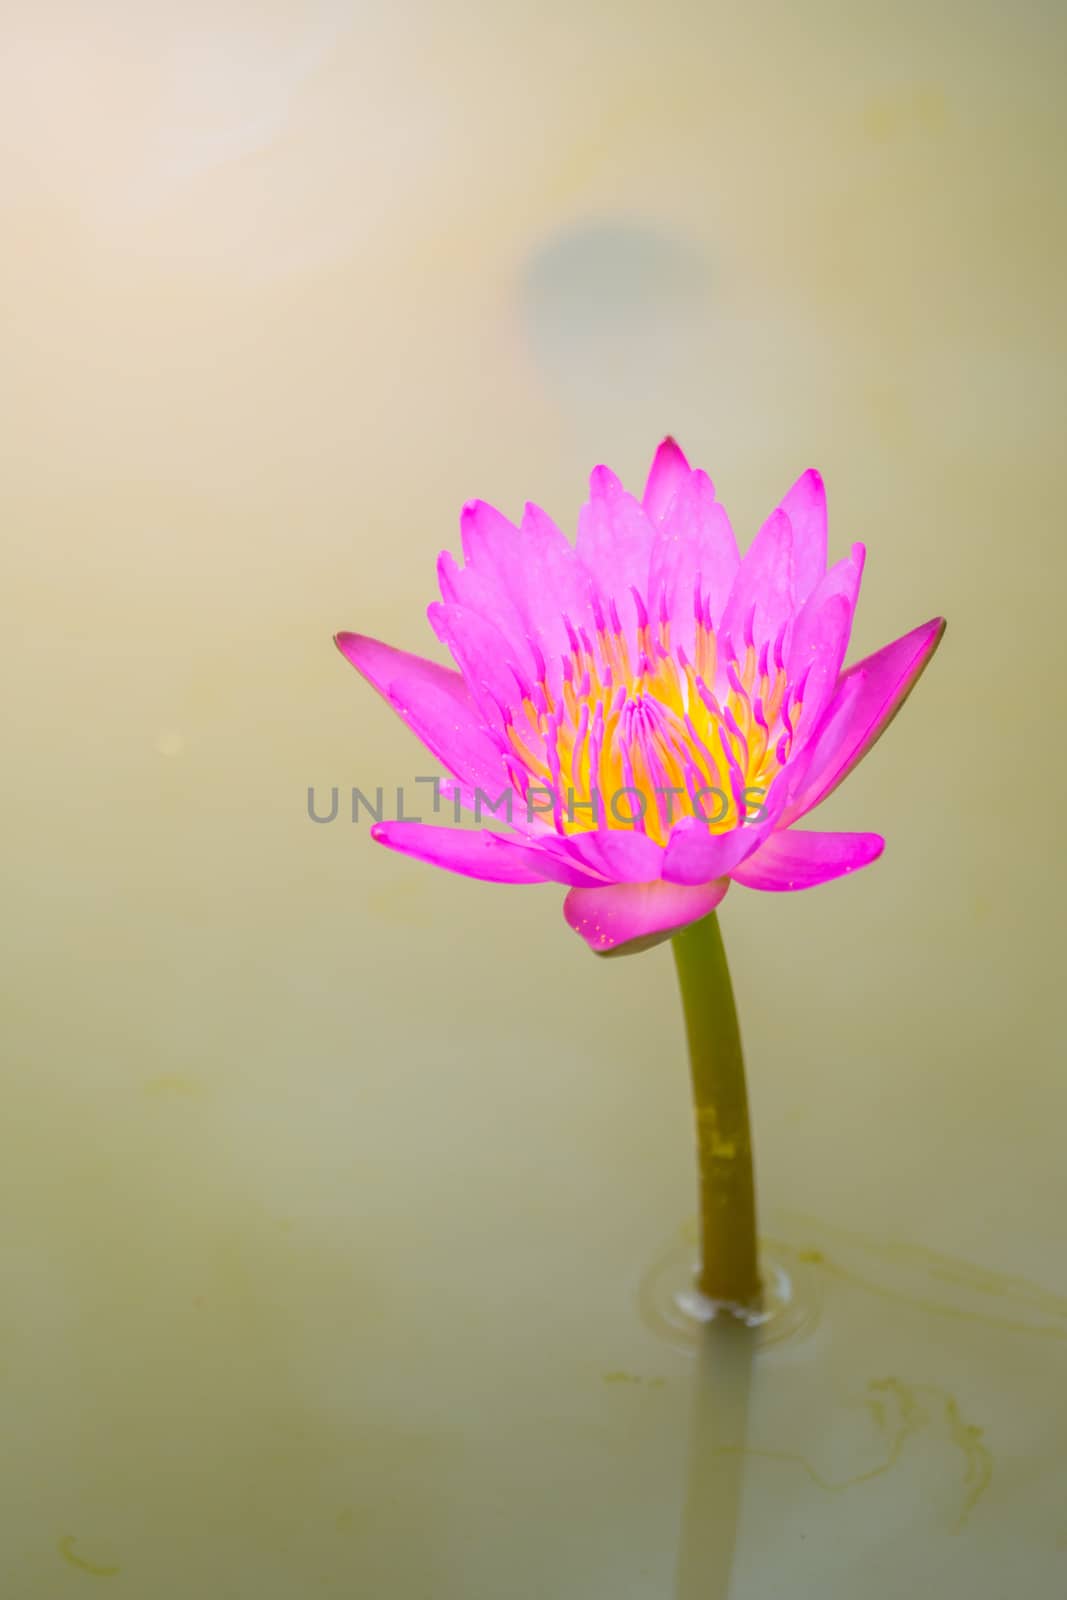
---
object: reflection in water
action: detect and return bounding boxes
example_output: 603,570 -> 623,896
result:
653,1213 -> 1037,1579
518,219 -> 715,439
674,1320 -> 755,1600
520,220 -> 711,354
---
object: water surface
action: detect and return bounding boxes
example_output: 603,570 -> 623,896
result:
2,1 -> 1064,1593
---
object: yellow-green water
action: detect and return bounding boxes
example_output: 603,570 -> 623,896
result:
3,2 -> 1065,1593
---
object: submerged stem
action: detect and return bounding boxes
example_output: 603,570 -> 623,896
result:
671,911 -> 762,1311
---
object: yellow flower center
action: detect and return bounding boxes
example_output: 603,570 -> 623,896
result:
501,591 -> 806,845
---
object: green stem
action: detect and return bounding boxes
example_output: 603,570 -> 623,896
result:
671,910 -> 762,1310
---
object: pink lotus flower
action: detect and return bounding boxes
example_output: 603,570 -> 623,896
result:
337,440 -> 943,955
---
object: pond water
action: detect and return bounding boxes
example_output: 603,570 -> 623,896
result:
3,1 -> 1064,1594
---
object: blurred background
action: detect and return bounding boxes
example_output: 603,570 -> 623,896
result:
2,2 -> 1065,1595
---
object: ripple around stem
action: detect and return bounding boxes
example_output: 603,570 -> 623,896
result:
639,1232 -> 823,1351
